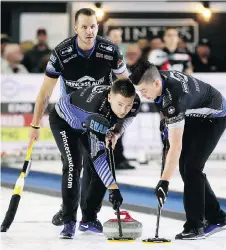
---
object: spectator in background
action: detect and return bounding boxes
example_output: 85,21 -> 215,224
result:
148,36 -> 168,69
192,39 -> 223,72
1,34 -> 10,57
20,40 -> 34,56
150,36 -> 164,50
161,27 -> 193,74
38,53 -> 51,73
22,28 -> 51,73
138,38 -> 149,50
1,43 -> 28,74
125,43 -> 142,72
178,35 -> 192,56
107,27 -> 122,45
138,38 -> 150,62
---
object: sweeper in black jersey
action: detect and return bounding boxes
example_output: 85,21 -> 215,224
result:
130,61 -> 226,240
49,79 -> 140,238
28,8 -> 130,232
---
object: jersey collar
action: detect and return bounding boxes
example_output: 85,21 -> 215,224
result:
75,36 -> 96,58
154,79 -> 165,104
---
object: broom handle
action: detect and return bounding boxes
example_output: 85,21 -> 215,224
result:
108,141 -> 123,237
155,136 -> 169,238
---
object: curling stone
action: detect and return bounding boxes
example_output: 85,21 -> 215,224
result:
103,210 -> 142,239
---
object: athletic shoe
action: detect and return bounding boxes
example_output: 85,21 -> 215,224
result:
52,205 -> 63,226
175,227 -> 206,240
59,221 -> 76,239
204,221 -> 226,236
78,219 -> 103,234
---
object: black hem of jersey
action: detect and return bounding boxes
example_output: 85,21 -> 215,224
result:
45,71 -> 60,79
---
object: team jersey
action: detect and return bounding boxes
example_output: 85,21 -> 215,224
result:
160,48 -> 191,73
45,35 -> 126,96
155,70 -> 226,129
55,85 -> 141,187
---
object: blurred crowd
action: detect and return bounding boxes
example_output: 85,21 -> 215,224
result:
1,26 -> 225,75
107,27 -> 225,74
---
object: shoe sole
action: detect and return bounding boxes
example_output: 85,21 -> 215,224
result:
59,235 -> 74,239
78,230 -> 103,236
178,236 -> 206,240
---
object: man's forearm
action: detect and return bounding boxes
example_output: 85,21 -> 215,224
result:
161,148 -> 181,181
31,92 -> 50,126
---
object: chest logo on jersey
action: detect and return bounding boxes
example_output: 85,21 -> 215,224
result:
63,54 -> 77,63
98,43 -> 114,53
86,86 -> 108,103
96,52 -> 113,60
168,106 -> 175,115
162,95 -> 171,108
60,46 -> 73,56
65,76 -> 105,89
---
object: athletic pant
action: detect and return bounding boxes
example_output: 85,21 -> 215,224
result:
179,117 -> 226,229
114,136 -> 126,165
49,108 -> 106,223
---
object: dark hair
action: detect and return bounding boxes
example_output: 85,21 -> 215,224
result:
107,27 -> 122,36
75,8 -> 96,23
129,61 -> 161,85
37,28 -> 47,36
111,79 -> 136,98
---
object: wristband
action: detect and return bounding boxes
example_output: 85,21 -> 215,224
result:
30,123 -> 40,129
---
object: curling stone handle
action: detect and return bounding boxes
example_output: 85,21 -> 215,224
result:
118,211 -> 135,221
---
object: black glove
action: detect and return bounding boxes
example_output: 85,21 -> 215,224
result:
109,189 -> 123,210
155,180 -> 169,208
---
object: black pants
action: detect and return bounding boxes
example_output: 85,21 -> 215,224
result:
179,117 -> 226,229
114,136 -> 126,165
49,108 -> 106,223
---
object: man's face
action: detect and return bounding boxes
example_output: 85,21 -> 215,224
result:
7,47 -> 23,64
163,29 -> 179,47
196,45 -> 210,58
150,38 -> 164,50
108,29 -> 122,45
74,14 -> 98,46
136,81 -> 161,101
108,92 -> 134,119
126,44 -> 142,66
138,39 -> 149,49
37,34 -> 47,45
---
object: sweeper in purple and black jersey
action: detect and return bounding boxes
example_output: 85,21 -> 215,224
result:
48,79 -> 140,238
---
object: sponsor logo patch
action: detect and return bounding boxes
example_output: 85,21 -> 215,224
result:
62,54 -> 77,63
98,43 -> 114,53
65,76 -> 105,89
60,46 -> 73,56
168,106 -> 175,115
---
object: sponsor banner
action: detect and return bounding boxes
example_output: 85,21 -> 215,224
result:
104,18 -> 198,46
1,75 -> 60,102
1,127 -> 54,142
1,114 -> 50,127
1,103 -> 55,114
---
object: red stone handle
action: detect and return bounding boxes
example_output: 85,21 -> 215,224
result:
114,210 -> 136,222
